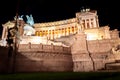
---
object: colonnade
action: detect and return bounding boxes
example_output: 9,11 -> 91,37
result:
81,18 -> 98,29
1,26 -> 7,40
35,26 -> 78,40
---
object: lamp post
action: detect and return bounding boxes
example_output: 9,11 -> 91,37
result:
12,0 -> 20,73
12,12 -> 19,73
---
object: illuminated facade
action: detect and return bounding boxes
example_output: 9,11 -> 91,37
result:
33,9 -> 110,40
0,9 -> 120,72
1,8 -> 116,43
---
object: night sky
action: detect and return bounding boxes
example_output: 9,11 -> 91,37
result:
0,0 -> 120,35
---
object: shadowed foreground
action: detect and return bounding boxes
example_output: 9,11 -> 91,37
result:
0,72 -> 120,80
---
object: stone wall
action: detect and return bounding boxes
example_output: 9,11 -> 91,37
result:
14,43 -> 73,72
71,31 -> 120,72
87,39 -> 118,71
71,32 -> 94,72
0,36 -> 120,73
14,37 -> 120,72
110,29 -> 119,39
87,39 -> 112,53
0,46 -> 9,73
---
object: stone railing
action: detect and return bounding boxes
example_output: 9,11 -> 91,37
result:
18,43 -> 71,54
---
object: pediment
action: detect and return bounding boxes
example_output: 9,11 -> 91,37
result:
80,12 -> 96,16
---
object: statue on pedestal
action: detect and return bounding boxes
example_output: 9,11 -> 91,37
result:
23,14 -> 35,36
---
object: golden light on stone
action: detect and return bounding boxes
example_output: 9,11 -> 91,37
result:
0,8 -> 120,72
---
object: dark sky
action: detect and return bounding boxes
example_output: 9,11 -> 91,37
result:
0,0 -> 120,34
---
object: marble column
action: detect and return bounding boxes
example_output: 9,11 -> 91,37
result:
85,20 -> 87,29
2,26 -> 6,39
89,19 -> 92,28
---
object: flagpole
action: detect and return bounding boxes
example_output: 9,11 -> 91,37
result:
12,0 -> 20,73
